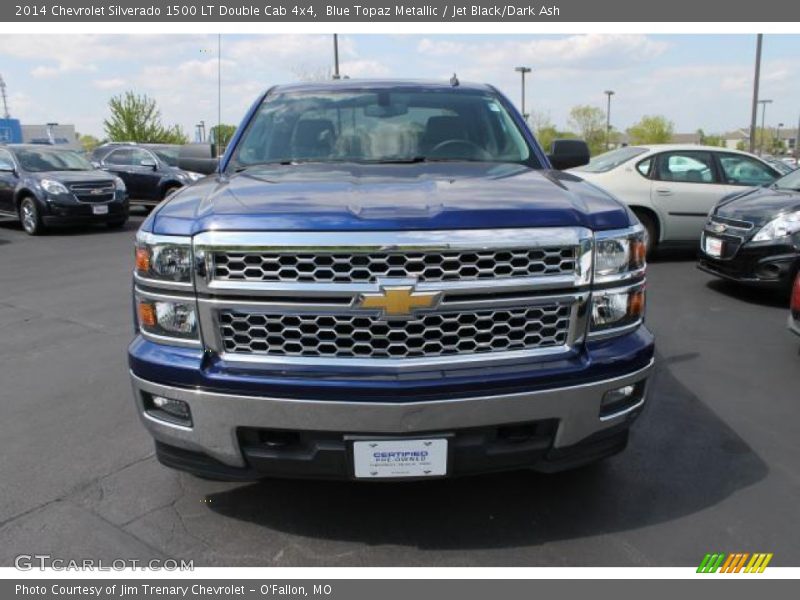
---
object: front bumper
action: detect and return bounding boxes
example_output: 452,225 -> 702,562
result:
42,196 -> 128,226
130,356 -> 654,480
698,233 -> 799,287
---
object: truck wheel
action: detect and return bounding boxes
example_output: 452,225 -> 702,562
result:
19,197 -> 45,236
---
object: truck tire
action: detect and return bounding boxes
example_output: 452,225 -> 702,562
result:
19,197 -> 45,236
163,184 -> 181,200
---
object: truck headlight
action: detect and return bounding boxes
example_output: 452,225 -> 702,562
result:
590,285 -> 645,334
113,176 -> 127,192
752,211 -> 800,242
40,179 -> 69,195
594,226 -> 647,283
136,295 -> 198,341
135,232 -> 193,283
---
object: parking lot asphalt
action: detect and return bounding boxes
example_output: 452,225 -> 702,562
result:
0,213 -> 798,567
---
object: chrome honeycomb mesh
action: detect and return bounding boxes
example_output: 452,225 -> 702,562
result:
218,304 -> 572,359
212,247 -> 577,284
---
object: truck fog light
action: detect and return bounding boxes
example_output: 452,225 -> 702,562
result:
145,394 -> 192,426
600,382 -> 645,420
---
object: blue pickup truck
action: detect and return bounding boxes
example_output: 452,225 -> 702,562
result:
128,80 -> 654,481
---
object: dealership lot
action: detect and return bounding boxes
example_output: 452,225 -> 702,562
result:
0,214 -> 798,567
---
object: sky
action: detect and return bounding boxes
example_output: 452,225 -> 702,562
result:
1,34 -> 799,139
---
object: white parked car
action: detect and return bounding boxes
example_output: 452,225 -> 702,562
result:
570,144 -> 782,253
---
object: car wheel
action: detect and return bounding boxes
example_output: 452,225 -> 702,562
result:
634,210 -> 658,257
19,197 -> 44,236
163,185 -> 181,200
106,218 -> 128,229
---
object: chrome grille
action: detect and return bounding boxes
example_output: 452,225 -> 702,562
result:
70,181 -> 116,204
218,304 -> 572,359
212,247 -> 577,284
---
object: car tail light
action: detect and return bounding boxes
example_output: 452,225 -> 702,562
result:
791,273 -> 800,314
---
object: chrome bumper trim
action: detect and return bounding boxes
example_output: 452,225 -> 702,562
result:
130,358 -> 654,467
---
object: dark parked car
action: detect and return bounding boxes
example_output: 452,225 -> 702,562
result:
91,143 -> 205,206
699,167 -> 800,288
791,272 -> 800,336
0,144 -> 128,235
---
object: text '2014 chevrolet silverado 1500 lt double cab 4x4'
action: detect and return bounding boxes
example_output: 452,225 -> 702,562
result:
128,80 -> 655,481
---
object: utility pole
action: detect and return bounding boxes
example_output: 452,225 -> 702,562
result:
795,113 -> 800,160
333,34 -> 341,80
758,99 -> 772,155
777,122 -> 784,154
0,74 -> 9,119
604,90 -> 615,150
514,66 -> 532,122
749,34 -> 763,153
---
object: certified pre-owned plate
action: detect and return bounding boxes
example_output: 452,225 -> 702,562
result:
92,204 -> 109,215
704,235 -> 723,258
353,439 -> 448,479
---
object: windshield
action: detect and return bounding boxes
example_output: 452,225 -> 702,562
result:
580,146 -> 648,173
15,148 -> 94,172
773,167 -> 800,190
148,146 -> 180,167
231,88 -> 535,168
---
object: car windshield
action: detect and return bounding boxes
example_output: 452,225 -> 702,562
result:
579,146 -> 648,173
15,148 -> 94,172
148,146 -> 180,167
773,167 -> 800,190
231,88 -> 535,168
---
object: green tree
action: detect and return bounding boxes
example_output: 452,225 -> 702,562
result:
736,140 -> 747,151
627,115 -> 674,145
103,91 -> 188,144
77,133 -> 100,153
567,105 -> 606,155
529,111 -> 576,153
210,124 -> 237,151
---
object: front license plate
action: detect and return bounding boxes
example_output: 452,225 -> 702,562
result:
92,205 -> 109,215
704,235 -> 723,257
353,439 -> 448,479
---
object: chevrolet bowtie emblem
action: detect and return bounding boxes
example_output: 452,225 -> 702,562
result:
357,285 -> 441,317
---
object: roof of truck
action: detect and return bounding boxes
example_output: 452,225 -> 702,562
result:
269,79 -> 494,94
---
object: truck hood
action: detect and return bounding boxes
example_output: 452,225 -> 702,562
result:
146,162 -> 632,236
714,185 -> 800,227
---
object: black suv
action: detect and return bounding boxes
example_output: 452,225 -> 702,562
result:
0,144 -> 128,235
91,143 -> 205,206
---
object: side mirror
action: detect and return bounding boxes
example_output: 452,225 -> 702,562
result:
548,139 -> 590,170
140,158 -> 157,169
177,143 -> 219,175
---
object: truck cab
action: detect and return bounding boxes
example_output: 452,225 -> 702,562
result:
128,80 -> 654,481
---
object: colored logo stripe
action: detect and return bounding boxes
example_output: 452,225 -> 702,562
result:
697,553 -> 772,573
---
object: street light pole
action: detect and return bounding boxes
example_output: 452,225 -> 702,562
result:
758,99 -> 772,155
749,34 -> 763,153
604,90 -> 615,150
514,66 -> 532,122
333,34 -> 341,80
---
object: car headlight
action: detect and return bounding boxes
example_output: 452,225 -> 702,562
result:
40,179 -> 69,195
752,211 -> 800,242
136,294 -> 198,341
135,232 -> 193,283
113,176 -> 126,192
186,172 -> 204,182
593,226 -> 647,283
590,285 -> 646,334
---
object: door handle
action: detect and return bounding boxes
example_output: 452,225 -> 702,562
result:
655,188 -> 673,196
